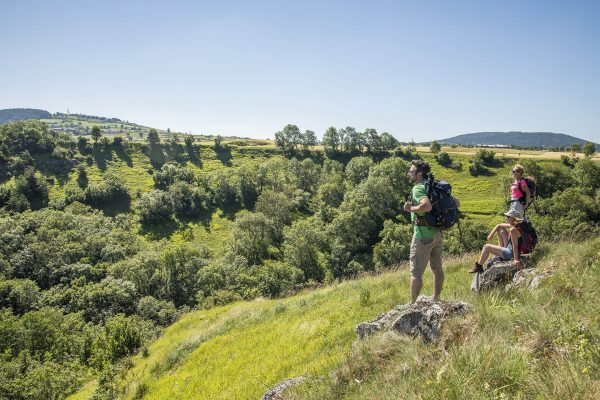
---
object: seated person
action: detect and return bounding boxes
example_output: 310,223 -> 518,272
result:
469,209 -> 523,273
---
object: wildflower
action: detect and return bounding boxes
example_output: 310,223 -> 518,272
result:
582,367 -> 589,374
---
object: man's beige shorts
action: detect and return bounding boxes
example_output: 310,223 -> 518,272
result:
409,232 -> 443,278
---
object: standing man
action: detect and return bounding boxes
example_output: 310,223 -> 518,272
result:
403,160 -> 444,303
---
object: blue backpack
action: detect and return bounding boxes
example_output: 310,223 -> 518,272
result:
421,173 -> 460,229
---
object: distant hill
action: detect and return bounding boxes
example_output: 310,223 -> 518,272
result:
0,108 -> 51,124
437,131 -> 599,150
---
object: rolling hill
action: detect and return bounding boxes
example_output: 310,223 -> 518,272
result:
437,131 -> 599,149
0,108 -> 51,123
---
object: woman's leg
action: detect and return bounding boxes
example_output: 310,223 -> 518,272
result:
478,244 -> 506,265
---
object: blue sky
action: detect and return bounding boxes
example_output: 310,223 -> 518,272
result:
1,0 -> 599,142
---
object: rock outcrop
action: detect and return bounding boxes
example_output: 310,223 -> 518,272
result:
471,256 -> 533,292
356,296 -> 471,343
261,376 -> 306,400
506,268 -> 549,291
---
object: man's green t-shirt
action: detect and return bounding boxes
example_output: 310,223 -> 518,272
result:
411,181 -> 439,239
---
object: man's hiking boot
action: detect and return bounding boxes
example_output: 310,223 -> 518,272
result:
469,262 -> 484,274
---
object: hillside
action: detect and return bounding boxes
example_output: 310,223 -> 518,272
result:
0,108 -> 255,142
68,239 -> 600,399
2,120 -> 600,400
0,108 -> 51,123
437,131 -> 599,150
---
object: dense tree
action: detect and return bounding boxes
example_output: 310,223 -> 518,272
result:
583,141 -> 596,157
301,130 -> 317,150
137,190 -> 173,224
147,129 -> 160,146
90,126 -> 102,143
379,132 -> 399,150
228,211 -> 275,266
345,156 -> 374,185
282,217 -> 328,282
430,140 -> 441,154
322,126 -> 340,153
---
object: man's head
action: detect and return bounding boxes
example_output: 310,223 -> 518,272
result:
408,160 -> 430,182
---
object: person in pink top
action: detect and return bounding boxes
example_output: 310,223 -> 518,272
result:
508,164 -> 531,215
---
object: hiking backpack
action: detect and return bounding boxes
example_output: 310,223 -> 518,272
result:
517,218 -> 538,254
517,176 -> 537,204
420,173 -> 460,229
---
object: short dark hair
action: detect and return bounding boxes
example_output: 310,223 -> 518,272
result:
411,160 -> 430,176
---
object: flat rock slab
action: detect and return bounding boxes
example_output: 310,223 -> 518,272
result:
261,376 -> 306,400
356,296 -> 471,343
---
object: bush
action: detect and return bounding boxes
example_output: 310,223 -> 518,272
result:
252,260 -> 304,298
435,151 -> 453,167
169,181 -> 208,218
136,296 -> 178,326
137,190 -> 173,224
373,220 -> 413,268
469,158 -> 486,176
0,279 -> 41,315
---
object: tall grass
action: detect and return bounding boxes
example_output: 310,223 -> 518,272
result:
289,240 -> 600,399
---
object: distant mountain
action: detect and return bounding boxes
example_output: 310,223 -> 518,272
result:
0,108 -> 52,124
437,131 -> 599,150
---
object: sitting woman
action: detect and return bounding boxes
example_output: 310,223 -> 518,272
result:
469,209 -> 523,273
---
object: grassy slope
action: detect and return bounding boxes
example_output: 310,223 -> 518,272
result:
70,240 -> 600,400
291,239 -> 600,400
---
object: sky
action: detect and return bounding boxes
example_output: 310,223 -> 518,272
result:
1,0 -> 599,142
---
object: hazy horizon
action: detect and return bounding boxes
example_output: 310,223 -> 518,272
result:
2,0 -> 599,143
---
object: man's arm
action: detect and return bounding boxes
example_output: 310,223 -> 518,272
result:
403,197 -> 432,213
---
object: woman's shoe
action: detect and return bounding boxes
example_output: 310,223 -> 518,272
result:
469,263 -> 484,273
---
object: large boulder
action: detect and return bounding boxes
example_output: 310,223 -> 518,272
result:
356,296 -> 471,343
261,376 -> 306,400
471,255 -> 532,292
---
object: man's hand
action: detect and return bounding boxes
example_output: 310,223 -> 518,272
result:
403,202 -> 412,212
487,233 -> 494,241
513,260 -> 522,268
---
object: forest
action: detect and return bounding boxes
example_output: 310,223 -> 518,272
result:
1,120 -> 599,399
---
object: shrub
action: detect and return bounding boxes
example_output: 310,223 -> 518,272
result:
373,220 -> 413,268
435,151 -> 452,167
137,190 -> 173,225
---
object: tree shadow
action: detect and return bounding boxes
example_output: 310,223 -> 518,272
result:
177,206 -> 214,230
113,143 -> 133,167
93,144 -> 112,171
77,172 -> 89,188
97,198 -> 132,217
149,145 -> 166,169
139,218 -> 180,240
215,146 -> 232,166
219,202 -> 243,220
186,144 -> 202,167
